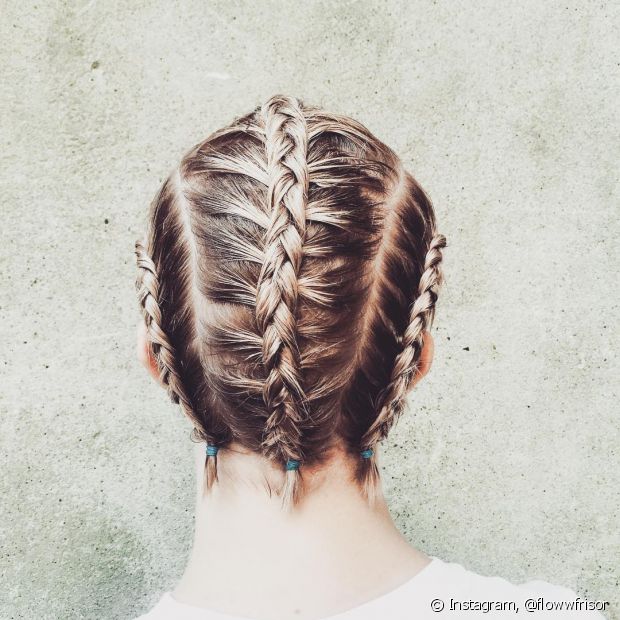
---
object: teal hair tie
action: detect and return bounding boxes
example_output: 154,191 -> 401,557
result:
206,444 -> 219,457
285,459 -> 300,471
360,448 -> 374,459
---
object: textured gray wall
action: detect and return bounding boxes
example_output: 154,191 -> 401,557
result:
1,1 -> 618,618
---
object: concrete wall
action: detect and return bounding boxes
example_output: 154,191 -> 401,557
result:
1,1 -> 618,618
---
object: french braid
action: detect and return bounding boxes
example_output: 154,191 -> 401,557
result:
135,239 -> 192,412
256,95 -> 310,509
135,237 -> 218,490
358,233 -> 447,501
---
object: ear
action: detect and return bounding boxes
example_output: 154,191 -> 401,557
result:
136,320 -> 163,386
409,330 -> 434,390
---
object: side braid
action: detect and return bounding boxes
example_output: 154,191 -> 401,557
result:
256,95 -> 309,509
135,238 -> 218,489
359,233 -> 447,501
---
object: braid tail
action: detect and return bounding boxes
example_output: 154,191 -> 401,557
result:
358,233 -> 447,500
256,95 -> 310,509
135,238 -> 219,490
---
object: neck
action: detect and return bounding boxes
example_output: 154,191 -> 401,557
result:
173,443 -> 429,620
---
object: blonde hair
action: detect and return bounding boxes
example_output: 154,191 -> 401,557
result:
135,94 -> 446,509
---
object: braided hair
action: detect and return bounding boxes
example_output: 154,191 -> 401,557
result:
135,94 -> 446,509
256,96 -> 310,506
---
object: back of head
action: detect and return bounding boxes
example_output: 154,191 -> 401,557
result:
135,94 -> 446,509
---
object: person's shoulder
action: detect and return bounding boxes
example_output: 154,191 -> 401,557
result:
131,592 -> 235,620
132,595 -> 163,620
424,556 -> 608,618
132,592 -> 196,620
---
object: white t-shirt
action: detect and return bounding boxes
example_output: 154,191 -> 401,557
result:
135,556 -> 608,619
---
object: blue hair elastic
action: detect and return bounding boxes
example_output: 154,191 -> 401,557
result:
206,444 -> 219,457
285,459 -> 300,471
360,448 -> 374,459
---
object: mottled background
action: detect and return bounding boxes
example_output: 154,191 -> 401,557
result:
1,1 -> 618,618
